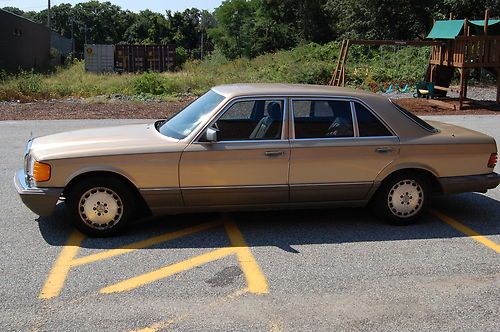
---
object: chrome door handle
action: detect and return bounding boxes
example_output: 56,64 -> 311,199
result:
375,146 -> 393,153
264,150 -> 284,157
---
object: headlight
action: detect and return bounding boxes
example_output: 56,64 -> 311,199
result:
23,138 -> 51,183
24,139 -> 33,175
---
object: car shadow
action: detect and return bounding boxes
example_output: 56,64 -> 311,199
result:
37,192 -> 500,251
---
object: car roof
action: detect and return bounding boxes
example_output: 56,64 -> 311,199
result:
212,83 -> 385,100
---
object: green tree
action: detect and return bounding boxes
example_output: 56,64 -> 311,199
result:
433,0 -> 500,19
209,0 -> 258,58
124,10 -> 169,44
325,0 -> 435,40
2,6 -> 25,16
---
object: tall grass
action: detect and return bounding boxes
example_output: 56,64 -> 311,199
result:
0,42 -> 431,102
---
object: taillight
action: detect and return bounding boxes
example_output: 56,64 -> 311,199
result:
488,153 -> 498,168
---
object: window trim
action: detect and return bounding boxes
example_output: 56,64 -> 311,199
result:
352,100 -> 397,138
350,101 -> 360,137
290,97 -> 396,140
290,97 -> 355,140
193,96 -> 288,144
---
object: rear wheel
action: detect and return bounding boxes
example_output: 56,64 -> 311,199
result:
67,176 -> 136,236
372,173 -> 430,225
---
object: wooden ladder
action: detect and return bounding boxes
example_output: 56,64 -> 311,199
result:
329,39 -> 350,86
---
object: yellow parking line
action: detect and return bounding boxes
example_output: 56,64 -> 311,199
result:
40,218 -> 268,300
39,221 -> 220,300
100,247 -> 235,294
39,231 -> 85,299
431,210 -> 500,253
224,221 -> 269,294
71,221 -> 221,267
100,220 -> 269,295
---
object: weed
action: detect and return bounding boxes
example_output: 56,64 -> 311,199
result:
133,72 -> 166,95
0,42 -> 434,101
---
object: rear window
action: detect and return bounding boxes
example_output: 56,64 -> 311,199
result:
391,101 -> 438,132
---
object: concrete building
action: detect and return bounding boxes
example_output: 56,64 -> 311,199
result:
0,9 -> 51,72
0,9 -> 73,71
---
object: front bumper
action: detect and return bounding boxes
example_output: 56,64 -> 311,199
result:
438,172 -> 500,194
13,169 -> 63,216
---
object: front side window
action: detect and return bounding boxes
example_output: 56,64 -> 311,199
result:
213,99 -> 284,141
159,90 -> 225,139
354,102 -> 393,137
293,100 -> 354,139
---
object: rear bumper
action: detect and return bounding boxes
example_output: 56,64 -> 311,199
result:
13,169 -> 63,216
438,172 -> 500,194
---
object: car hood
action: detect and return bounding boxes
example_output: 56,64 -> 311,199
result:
30,123 -> 185,161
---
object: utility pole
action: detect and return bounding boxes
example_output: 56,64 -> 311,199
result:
200,30 -> 204,60
47,0 -> 51,29
70,18 -> 75,54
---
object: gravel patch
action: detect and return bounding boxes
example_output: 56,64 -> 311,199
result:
379,85 -> 498,102
0,86 -> 498,121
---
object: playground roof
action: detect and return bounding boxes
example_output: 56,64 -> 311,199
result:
426,19 -> 500,39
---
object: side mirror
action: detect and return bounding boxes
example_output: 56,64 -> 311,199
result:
202,127 -> 218,143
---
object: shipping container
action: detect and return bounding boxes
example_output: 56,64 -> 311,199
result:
84,44 -> 115,73
114,45 -> 176,73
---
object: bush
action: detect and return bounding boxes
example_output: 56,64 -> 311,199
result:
133,72 -> 166,95
0,41 -> 433,101
17,71 -> 44,95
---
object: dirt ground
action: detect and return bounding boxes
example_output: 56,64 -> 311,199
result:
0,97 -> 498,121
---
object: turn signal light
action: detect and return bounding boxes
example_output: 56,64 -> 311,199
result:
33,161 -> 51,182
488,153 -> 498,168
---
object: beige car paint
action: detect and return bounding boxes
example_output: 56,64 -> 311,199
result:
31,123 -> 182,161
18,84 -> 499,217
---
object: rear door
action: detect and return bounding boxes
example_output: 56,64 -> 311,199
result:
289,98 -> 399,202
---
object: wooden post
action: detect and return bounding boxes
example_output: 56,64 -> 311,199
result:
459,68 -> 465,110
496,68 -> 500,104
463,69 -> 469,100
484,9 -> 489,35
464,19 -> 469,36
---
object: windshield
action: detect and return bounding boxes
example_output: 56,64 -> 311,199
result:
159,90 -> 225,139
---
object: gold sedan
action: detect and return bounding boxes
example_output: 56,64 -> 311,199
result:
14,84 -> 500,236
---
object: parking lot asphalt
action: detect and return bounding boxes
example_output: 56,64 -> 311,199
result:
0,116 -> 499,331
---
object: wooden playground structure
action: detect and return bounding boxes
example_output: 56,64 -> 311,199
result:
330,10 -> 500,110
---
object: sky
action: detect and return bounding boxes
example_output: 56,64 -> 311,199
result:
0,0 -> 223,13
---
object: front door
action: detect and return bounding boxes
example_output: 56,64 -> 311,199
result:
179,98 -> 290,206
289,98 -> 399,202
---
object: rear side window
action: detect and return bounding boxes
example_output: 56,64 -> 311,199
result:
293,100 -> 354,139
354,102 -> 392,137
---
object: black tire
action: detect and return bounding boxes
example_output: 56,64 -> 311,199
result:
66,176 -> 137,237
371,172 -> 430,225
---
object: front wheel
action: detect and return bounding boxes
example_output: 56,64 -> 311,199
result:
66,176 -> 136,236
372,173 -> 430,225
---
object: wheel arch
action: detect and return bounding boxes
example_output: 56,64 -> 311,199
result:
373,166 -> 443,197
63,170 -> 151,215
